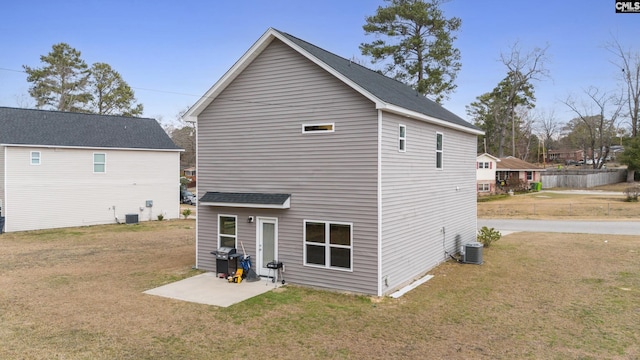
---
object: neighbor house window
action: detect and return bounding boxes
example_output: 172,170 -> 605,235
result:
302,123 -> 334,134
218,215 -> 237,248
436,132 -> 443,169
93,153 -> 106,173
478,183 -> 490,192
478,162 -> 490,169
304,220 -> 352,270
526,171 -> 533,181
399,124 -> 406,152
30,151 -> 41,165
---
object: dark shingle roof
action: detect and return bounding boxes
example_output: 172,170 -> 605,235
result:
200,192 -> 291,206
0,107 -> 181,150
276,30 -> 480,132
497,156 -> 544,171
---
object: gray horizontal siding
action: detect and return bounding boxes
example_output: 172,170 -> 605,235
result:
0,146 -> 4,216
197,39 -> 379,294
380,112 -> 477,294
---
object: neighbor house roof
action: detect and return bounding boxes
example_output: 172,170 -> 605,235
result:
0,107 -> 182,151
496,156 -> 545,171
185,28 -> 483,136
200,192 -> 291,209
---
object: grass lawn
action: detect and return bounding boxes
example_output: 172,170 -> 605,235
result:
1,219 -> 639,359
478,188 -> 640,219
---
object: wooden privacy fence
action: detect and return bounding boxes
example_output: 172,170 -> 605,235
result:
541,169 -> 626,189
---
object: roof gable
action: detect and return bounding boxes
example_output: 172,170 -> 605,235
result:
477,153 -> 500,162
185,28 -> 482,135
496,156 -> 544,171
0,107 -> 181,150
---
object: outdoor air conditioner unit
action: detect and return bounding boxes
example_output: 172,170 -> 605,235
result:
463,242 -> 483,264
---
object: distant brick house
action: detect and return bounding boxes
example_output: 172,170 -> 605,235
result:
496,156 -> 545,190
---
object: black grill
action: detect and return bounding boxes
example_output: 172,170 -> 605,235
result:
211,247 -> 240,277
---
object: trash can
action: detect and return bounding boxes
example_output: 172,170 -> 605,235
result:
536,182 -> 542,191
0,216 -> 4,234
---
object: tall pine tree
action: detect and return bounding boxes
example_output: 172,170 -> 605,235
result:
23,43 -> 91,112
360,0 -> 461,103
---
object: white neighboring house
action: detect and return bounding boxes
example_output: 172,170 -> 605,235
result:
476,153 -> 500,194
0,107 -> 182,233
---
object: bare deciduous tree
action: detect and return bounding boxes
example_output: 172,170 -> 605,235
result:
606,37 -> 640,138
500,42 -> 550,156
563,87 -> 622,169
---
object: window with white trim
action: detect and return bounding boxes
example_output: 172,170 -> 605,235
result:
302,123 -> 334,134
478,162 -> 490,169
218,215 -> 237,248
436,132 -> 443,169
30,151 -> 41,165
399,124 -> 406,152
526,171 -> 533,181
93,153 -> 106,173
478,183 -> 490,192
304,220 -> 352,270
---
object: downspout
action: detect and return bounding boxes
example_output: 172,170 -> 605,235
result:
185,118 -> 199,269
377,109 -> 383,296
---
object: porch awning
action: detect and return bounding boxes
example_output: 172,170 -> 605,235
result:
199,192 -> 291,209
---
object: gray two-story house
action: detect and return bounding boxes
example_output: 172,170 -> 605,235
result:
185,28 -> 483,296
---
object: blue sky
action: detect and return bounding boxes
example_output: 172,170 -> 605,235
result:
1,0 -> 638,127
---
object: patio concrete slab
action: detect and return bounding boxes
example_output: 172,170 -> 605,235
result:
143,272 -> 279,307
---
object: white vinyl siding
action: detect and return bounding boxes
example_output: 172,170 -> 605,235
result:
30,151 -> 41,165
196,39 -> 378,294
3,147 -> 180,232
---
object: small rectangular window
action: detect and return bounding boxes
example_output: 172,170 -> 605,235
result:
526,171 -> 533,181
436,133 -> 443,169
478,183 -> 490,192
93,153 -> 106,173
304,220 -> 352,270
31,151 -> 41,165
399,125 -> 406,152
302,123 -> 334,134
218,215 -> 237,248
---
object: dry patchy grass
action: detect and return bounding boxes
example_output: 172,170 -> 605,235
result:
1,220 -> 639,359
478,190 -> 640,219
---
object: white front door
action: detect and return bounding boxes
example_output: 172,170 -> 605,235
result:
256,217 -> 278,277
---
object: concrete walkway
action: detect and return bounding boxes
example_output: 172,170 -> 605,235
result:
144,272 -> 280,307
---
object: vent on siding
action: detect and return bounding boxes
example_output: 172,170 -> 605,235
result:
125,214 -> 139,224
463,242 -> 483,264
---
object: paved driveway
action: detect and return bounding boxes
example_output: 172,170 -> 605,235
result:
478,219 -> 640,236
